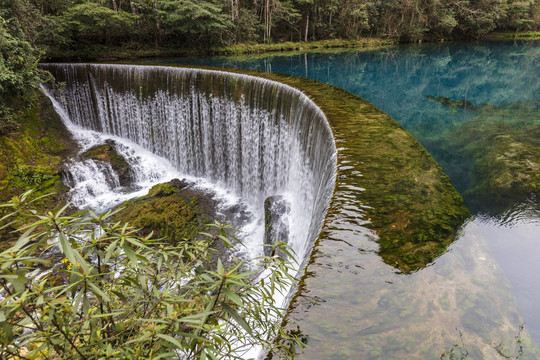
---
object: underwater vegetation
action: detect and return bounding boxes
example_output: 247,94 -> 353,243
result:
425,97 -> 540,214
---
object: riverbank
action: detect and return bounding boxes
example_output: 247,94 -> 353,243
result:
0,93 -> 79,249
483,31 -> 540,40
0,94 -> 78,206
43,38 -> 395,61
42,30 -> 540,63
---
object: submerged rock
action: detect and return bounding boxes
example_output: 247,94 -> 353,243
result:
264,195 -> 291,258
426,95 -> 479,112
81,140 -> 133,186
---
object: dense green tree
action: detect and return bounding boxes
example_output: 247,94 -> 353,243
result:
336,0 -> 374,39
0,5 -> 47,132
499,0 -> 535,30
1,0 -> 540,61
451,0 -> 507,37
158,0 -> 231,45
52,3 -> 135,45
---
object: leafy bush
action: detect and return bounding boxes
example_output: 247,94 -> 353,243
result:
0,191 -> 303,359
0,12 -> 43,131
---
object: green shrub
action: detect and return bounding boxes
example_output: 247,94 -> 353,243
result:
0,191 -> 303,359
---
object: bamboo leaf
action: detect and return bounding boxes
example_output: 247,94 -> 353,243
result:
217,258 -> 223,275
122,243 -> 137,263
222,288 -> 243,307
88,281 -> 110,301
156,333 -> 184,349
221,303 -> 254,337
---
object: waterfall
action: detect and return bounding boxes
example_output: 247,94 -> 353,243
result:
42,63 -> 336,276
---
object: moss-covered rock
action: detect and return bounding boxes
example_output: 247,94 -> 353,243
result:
0,92 -> 78,249
466,131 -> 539,213
81,140 -> 133,186
426,95 -> 479,112
113,179 -> 214,243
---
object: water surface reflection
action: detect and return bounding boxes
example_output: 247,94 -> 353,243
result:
286,214 -> 540,359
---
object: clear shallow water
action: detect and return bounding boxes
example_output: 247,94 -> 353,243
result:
151,42 -> 540,358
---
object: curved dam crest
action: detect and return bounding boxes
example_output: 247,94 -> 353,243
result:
42,63 -> 338,270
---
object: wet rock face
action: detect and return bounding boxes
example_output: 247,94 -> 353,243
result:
81,140 -> 134,187
264,195 -> 291,258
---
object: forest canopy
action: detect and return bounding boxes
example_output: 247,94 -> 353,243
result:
1,0 -> 539,127
3,0 -> 540,52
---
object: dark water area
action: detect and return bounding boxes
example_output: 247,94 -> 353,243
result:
156,41 -> 540,216
139,44 -> 540,358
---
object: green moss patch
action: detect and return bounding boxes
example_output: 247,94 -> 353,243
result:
44,38 -> 394,62
0,93 -> 78,249
484,32 -> 540,41
113,180 -> 215,243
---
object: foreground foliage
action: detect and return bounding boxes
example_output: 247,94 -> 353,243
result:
0,191 -> 302,359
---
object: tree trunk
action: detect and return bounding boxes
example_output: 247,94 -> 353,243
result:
304,13 -> 309,42
231,0 -> 239,22
153,0 -> 161,47
265,0 -> 271,43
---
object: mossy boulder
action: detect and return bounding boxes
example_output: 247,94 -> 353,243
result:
465,134 -> 539,212
426,95 -> 479,112
81,140 -> 133,187
113,179 -> 214,243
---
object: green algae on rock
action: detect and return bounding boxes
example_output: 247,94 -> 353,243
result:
425,97 -> 540,214
113,179 -> 214,243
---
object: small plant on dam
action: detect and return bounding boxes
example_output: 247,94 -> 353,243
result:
0,191 -> 303,359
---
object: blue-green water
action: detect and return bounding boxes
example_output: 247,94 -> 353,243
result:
148,42 -> 540,359
159,41 -> 540,215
